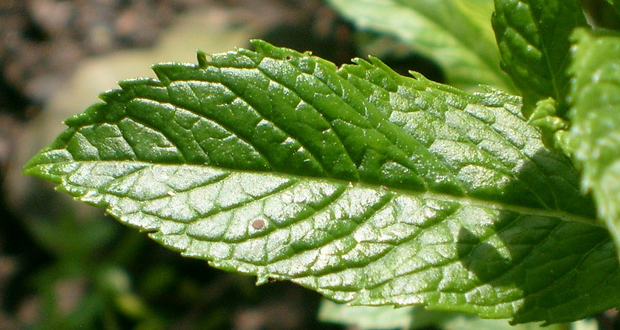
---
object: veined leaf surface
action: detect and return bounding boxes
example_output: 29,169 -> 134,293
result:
568,28 -> 620,255
492,0 -> 588,117
25,41 -> 616,324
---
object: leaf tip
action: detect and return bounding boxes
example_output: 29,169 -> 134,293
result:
250,39 -> 309,62
21,161 -> 41,177
196,50 -> 210,68
21,160 -> 61,184
249,38 -> 267,49
569,26 -> 592,44
250,39 -> 280,56
255,274 -> 271,286
150,66 -> 172,85
250,39 -> 278,59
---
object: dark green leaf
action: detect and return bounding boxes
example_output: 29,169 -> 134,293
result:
492,0 -> 589,117
25,41 -> 612,324
603,0 -> 620,14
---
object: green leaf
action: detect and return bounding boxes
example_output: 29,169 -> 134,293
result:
603,0 -> 620,14
319,299 -> 575,330
327,0 -> 515,92
585,0 -> 620,28
492,0 -> 589,117
442,316 -> 574,330
318,300 -> 418,329
25,40 -> 615,324
568,28 -> 620,255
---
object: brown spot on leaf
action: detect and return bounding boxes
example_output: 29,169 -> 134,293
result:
252,219 -> 265,230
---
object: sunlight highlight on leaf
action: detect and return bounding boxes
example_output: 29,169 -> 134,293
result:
24,40 -> 616,324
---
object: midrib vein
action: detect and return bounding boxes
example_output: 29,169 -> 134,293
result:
66,160 -> 599,227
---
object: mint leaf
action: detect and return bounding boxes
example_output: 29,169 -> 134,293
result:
568,28 -> 620,253
442,316 -> 574,330
492,0 -> 589,117
25,41 -> 615,324
604,0 -> 620,14
319,300 -> 582,330
327,0 -> 515,92
318,301 -> 418,329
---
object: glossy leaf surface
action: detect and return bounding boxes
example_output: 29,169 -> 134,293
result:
25,41 -> 616,324
492,0 -> 588,116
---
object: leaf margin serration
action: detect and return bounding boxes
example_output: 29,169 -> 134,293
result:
23,40 -> 614,325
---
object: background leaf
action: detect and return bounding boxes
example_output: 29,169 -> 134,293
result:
318,301 -> 419,329
492,0 -> 589,117
443,317 -> 590,330
568,28 -> 620,257
603,0 -> 620,14
584,0 -> 620,29
25,41 -> 615,324
326,0 -> 514,92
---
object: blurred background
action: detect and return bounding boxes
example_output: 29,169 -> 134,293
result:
3,1 -> 617,329
0,0 -> 444,329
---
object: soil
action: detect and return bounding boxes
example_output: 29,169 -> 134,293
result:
0,1 -> 354,329
0,0 -> 355,166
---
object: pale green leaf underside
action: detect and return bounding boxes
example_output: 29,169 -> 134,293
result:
24,40 -> 615,324
492,0 -> 588,117
327,0 -> 514,92
319,300 -> 455,330
319,300 -> 417,329
568,28 -> 620,254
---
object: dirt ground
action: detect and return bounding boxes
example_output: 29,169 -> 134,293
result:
0,0 -> 355,151
0,1 -> 356,329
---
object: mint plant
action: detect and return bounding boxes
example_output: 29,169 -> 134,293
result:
23,0 -> 620,326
